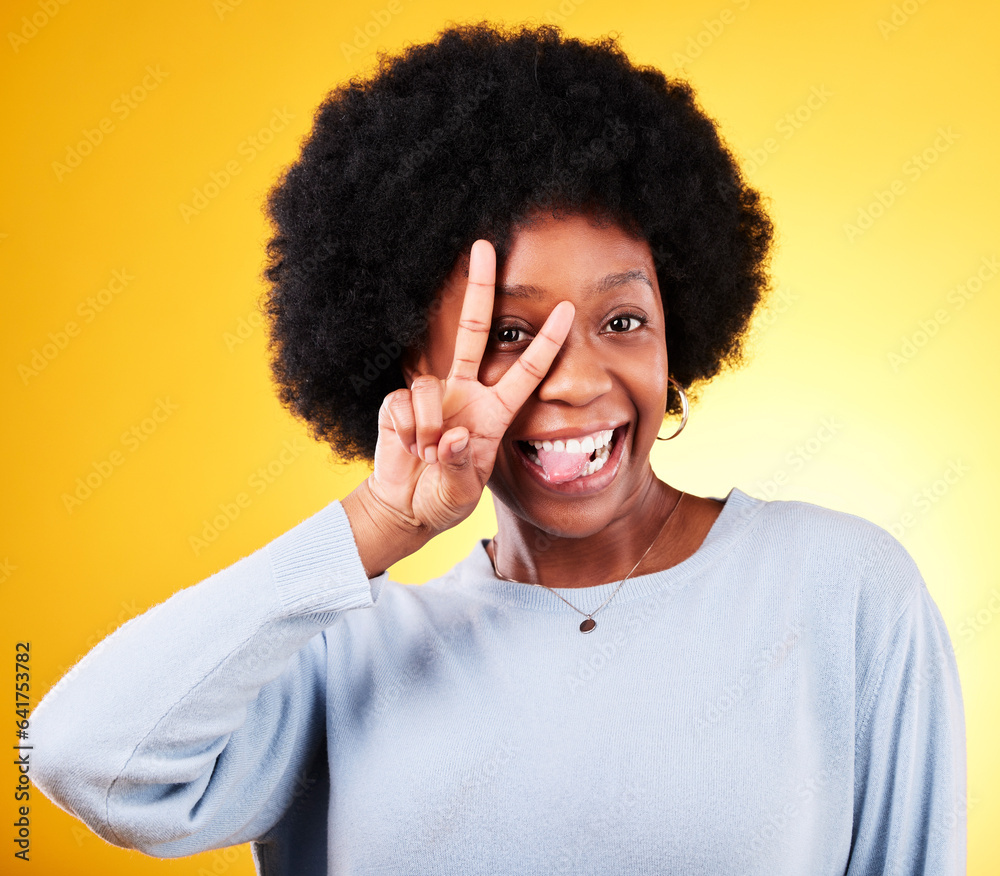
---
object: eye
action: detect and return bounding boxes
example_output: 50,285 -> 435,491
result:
491,324 -> 530,347
604,312 -> 647,333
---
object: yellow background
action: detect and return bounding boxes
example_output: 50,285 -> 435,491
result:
2,0 -> 996,872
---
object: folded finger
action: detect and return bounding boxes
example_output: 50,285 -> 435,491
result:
410,375 -> 444,463
382,389 -> 418,455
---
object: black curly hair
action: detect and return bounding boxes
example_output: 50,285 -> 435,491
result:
262,21 -> 773,463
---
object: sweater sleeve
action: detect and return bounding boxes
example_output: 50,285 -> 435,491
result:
846,540 -> 967,874
31,499 -> 386,857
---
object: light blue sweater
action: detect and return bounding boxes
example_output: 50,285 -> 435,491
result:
32,487 -> 966,874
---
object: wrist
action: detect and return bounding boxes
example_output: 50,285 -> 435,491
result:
342,478 -> 432,578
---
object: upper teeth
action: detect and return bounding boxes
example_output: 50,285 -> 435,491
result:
526,429 -> 614,453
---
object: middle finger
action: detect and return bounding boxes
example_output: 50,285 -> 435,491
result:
410,374 -> 444,463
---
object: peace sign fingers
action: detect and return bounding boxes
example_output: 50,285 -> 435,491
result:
447,240 -> 496,383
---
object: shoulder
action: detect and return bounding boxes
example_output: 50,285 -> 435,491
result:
738,488 -> 921,587
737,488 -> 931,668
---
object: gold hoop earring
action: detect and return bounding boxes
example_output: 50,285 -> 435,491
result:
655,377 -> 688,441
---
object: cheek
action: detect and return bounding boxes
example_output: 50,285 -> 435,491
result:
633,339 -> 670,421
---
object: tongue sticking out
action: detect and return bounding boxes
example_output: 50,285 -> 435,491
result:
534,447 -> 592,484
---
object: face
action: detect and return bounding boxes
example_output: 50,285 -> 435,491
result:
407,210 -> 669,537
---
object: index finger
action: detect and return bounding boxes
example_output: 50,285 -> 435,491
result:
447,239 -> 496,383
492,300 -> 575,417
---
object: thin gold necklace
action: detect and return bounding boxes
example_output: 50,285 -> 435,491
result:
490,491 -> 686,633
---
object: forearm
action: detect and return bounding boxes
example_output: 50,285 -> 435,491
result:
31,499 -> 377,855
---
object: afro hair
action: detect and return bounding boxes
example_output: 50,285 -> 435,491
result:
262,21 -> 773,463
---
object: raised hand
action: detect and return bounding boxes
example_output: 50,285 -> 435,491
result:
347,239 -> 574,571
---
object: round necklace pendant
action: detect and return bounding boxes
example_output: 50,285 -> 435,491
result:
579,617 -> 596,633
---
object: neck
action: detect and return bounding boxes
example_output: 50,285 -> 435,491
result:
489,475 -> 684,589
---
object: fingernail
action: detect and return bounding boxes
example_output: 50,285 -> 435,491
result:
410,443 -> 418,456
452,436 -> 468,453
424,446 -> 438,465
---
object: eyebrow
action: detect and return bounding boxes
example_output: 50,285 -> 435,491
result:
497,269 -> 654,300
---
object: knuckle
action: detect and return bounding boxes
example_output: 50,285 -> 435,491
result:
450,356 -> 481,378
386,395 -> 414,425
517,356 -> 546,381
381,394 -> 407,423
534,331 -> 562,350
410,375 -> 440,394
457,317 -> 489,333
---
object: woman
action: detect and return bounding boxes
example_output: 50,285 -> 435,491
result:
33,21 -> 965,874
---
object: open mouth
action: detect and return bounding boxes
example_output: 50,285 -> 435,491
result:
515,425 -> 627,486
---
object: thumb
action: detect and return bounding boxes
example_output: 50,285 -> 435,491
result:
438,426 -> 472,472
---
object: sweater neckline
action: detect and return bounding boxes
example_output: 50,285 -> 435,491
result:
453,487 -> 765,612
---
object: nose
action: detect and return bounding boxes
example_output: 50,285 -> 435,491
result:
535,333 -> 613,406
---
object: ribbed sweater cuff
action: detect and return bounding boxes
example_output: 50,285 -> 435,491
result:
266,499 -> 383,621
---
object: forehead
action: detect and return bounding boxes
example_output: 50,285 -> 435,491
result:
498,211 -> 656,291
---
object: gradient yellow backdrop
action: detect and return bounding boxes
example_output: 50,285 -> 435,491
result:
2,0 -> 996,872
